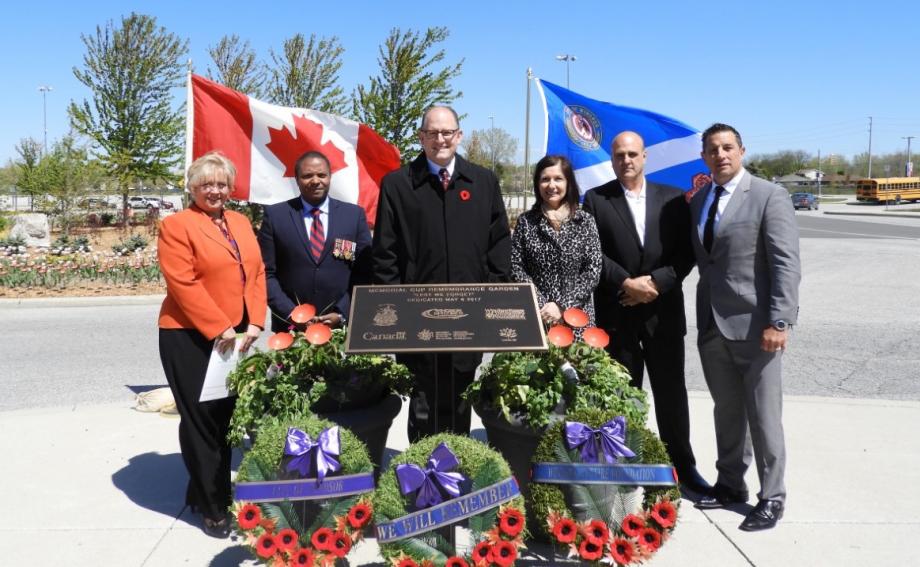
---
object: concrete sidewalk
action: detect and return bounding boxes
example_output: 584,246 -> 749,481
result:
2,392 -> 918,566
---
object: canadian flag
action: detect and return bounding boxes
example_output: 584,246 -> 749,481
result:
187,74 -> 401,227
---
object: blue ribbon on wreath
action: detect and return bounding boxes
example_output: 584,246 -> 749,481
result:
284,426 -> 341,483
565,417 -> 636,463
395,442 -> 467,509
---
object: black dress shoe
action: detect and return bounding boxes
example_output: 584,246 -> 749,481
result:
202,515 -> 231,539
677,467 -> 713,495
694,483 -> 749,509
739,499 -> 783,531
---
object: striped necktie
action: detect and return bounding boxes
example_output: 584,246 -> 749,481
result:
309,208 -> 324,261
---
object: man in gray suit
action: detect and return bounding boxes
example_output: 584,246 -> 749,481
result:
690,123 -> 801,532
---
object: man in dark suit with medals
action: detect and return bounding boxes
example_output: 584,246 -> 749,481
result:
372,106 -> 511,440
583,131 -> 709,495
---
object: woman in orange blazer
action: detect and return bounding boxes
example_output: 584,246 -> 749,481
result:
158,151 -> 267,539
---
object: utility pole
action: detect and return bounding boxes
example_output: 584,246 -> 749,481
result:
817,149 -> 822,204
903,136 -> 915,177
524,68 -> 533,200
555,54 -> 576,89
489,115 -> 496,171
38,85 -> 53,156
867,116 -> 873,178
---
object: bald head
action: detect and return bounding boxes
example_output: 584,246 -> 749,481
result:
611,131 -> 647,190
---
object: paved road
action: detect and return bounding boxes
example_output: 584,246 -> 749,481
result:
2,213 -> 918,411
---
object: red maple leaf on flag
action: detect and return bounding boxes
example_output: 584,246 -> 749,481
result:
265,113 -> 347,177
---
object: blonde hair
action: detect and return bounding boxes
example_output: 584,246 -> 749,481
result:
186,151 -> 237,190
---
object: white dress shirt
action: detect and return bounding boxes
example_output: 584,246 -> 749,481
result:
427,157 -> 456,178
697,168 -> 745,241
622,180 -> 647,246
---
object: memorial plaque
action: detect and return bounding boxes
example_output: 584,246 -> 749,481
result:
345,283 -> 547,353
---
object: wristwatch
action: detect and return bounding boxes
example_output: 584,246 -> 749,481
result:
771,320 -> 788,332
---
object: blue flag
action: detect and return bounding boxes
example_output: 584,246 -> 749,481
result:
537,79 -> 711,197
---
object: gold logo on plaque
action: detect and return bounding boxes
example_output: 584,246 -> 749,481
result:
417,329 -> 434,341
499,328 -> 518,342
421,308 -> 468,320
373,304 -> 398,326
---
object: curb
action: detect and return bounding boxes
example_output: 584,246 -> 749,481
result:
822,210 -> 920,219
0,294 -> 165,309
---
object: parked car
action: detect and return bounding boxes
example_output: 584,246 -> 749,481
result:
78,197 -> 116,209
791,192 -> 818,210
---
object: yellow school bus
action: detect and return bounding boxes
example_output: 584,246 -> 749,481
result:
855,177 -> 920,203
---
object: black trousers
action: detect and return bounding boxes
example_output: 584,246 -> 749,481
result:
397,353 -> 479,442
607,329 -> 697,473
159,328 -> 236,520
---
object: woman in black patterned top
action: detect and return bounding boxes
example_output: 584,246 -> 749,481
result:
511,155 -> 602,329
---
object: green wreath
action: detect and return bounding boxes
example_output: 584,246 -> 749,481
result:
529,407 -> 681,565
232,412 -> 376,566
373,433 -> 527,567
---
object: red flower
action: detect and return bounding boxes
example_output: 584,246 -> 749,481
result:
608,537 -> 637,565
237,503 -> 261,530
260,517 -> 277,533
459,190 -> 471,201
289,547 -> 314,566
499,508 -> 525,538
310,527 -> 334,551
445,557 -> 469,567
276,528 -> 299,551
620,514 -> 645,537
637,527 -> 662,552
491,540 -> 518,567
578,538 -> 604,561
471,541 -> 492,564
347,502 -> 372,529
395,558 -> 418,567
552,517 -> 578,543
650,500 -> 677,528
329,531 -> 352,558
256,533 -> 278,559
583,519 -> 610,545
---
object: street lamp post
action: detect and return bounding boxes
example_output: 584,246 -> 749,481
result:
903,136 -> 915,178
555,54 -> 576,89
488,115 -> 495,171
38,85 -> 53,156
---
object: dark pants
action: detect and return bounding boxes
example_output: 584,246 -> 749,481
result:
159,328 -> 236,520
607,329 -> 696,473
397,352 -> 480,442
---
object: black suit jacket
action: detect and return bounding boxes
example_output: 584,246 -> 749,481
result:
258,196 -> 372,332
582,180 -> 693,337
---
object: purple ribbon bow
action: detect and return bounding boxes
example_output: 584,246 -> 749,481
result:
565,417 -> 636,464
395,442 -> 467,509
284,426 -> 341,483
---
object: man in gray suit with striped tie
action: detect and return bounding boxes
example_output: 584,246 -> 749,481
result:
690,123 -> 801,532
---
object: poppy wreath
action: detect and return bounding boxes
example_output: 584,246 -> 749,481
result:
372,433 -> 527,567
232,412 -> 376,566
529,407 -> 681,565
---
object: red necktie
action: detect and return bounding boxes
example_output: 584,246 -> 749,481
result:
309,208 -> 324,261
439,168 -> 450,191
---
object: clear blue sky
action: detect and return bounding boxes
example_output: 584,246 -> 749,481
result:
3,0 -> 917,166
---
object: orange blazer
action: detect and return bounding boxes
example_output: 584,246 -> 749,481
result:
158,206 -> 268,340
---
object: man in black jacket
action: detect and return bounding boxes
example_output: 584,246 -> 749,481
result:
583,131 -> 709,495
372,106 -> 511,440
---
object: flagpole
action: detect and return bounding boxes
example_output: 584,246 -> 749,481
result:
523,67 -> 533,202
184,60 -> 194,191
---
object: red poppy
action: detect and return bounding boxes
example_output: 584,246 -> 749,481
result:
578,538 -> 604,561
289,547 -> 314,566
491,540 -> 518,567
310,527 -> 334,551
260,517 -> 277,533
547,324 -> 574,347
459,190 -> 471,201
471,541 -> 492,564
650,499 -> 677,528
445,557 -> 469,567
267,332 -> 294,350
329,531 -> 352,558
583,519 -> 610,545
237,503 -> 261,530
563,307 -> 589,328
608,537 -> 636,565
552,517 -> 578,543
275,528 -> 299,552
255,533 -> 278,559
304,322 -> 332,345
395,558 -> 419,567
620,514 -> 645,537
637,527 -> 662,552
347,502 -> 372,529
290,303 -> 317,324
499,508 -> 525,537
582,326 -> 610,349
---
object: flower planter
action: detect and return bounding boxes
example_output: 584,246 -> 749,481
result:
317,393 -> 402,476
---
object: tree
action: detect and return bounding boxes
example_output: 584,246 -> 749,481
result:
352,27 -> 463,160
68,13 -> 188,222
13,138 -> 44,210
36,137 -> 106,235
745,149 -> 812,179
462,128 -> 518,169
266,33 -> 346,113
207,34 -> 265,98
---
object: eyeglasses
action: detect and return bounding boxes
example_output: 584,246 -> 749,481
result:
420,129 -> 460,140
197,181 -> 229,191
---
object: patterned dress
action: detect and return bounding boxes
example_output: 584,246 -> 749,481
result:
510,207 -> 602,327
